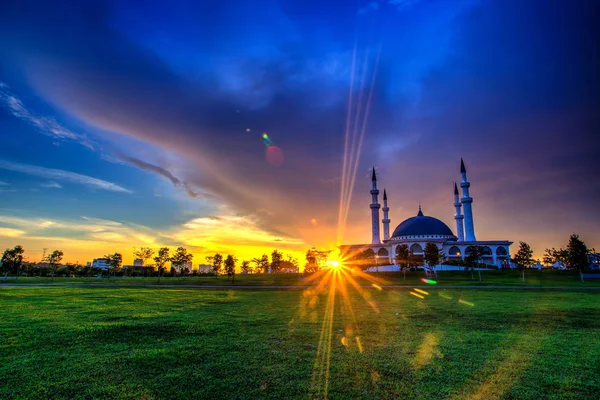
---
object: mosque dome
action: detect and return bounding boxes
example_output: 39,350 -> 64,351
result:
391,208 -> 456,239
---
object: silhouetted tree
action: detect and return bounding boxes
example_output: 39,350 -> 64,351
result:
171,247 -> 193,277
133,247 -> 155,276
395,244 -> 410,280
270,250 -> 283,273
1,245 -> 24,281
566,234 -> 594,282
513,241 -> 534,282
543,247 -> 568,267
105,253 -> 123,276
252,254 -> 269,273
304,248 -> 331,273
47,250 -> 64,282
154,247 -> 170,282
224,254 -> 237,282
206,253 -> 223,276
240,260 -> 251,274
465,246 -> 486,280
423,243 -> 441,267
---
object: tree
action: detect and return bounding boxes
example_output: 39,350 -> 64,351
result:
207,253 -> 223,276
154,247 -> 170,282
304,249 -> 318,273
133,247 -> 155,275
171,247 -> 193,277
423,243 -> 441,267
47,250 -> 64,282
105,253 -> 123,276
278,254 -> 299,273
465,246 -> 486,281
395,244 -> 410,280
224,254 -> 237,282
543,247 -> 568,267
270,250 -> 283,273
252,254 -> 269,274
240,260 -> 251,274
513,241 -> 534,282
1,245 -> 25,281
305,248 -> 332,273
566,234 -> 594,282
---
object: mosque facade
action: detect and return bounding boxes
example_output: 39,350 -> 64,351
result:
340,159 -> 512,268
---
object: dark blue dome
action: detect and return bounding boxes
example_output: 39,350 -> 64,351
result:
391,210 -> 455,238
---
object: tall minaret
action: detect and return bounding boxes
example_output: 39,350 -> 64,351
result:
382,189 -> 390,241
460,158 -> 476,241
370,167 -> 381,245
454,182 -> 465,242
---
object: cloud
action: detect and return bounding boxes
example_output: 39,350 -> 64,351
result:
80,216 -> 123,227
1,0 -> 598,256
41,181 -> 62,189
0,160 -> 132,193
117,155 -> 203,198
0,227 -> 25,237
0,83 -> 96,149
0,181 -> 8,185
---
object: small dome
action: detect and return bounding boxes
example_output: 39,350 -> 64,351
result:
391,208 -> 455,238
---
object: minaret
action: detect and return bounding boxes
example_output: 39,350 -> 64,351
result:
460,158 -> 476,241
370,167 -> 381,245
382,189 -> 390,241
454,182 -> 465,242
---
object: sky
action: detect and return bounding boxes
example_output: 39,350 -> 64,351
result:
0,0 -> 599,265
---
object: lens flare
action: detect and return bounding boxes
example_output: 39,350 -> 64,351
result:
421,278 -> 437,285
459,299 -> 475,307
265,145 -> 284,167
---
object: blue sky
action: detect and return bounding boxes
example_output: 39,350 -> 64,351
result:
0,0 -> 598,263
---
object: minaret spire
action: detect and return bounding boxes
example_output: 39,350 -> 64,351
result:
370,167 -> 381,245
382,189 -> 390,241
454,182 -> 465,241
460,159 -> 476,241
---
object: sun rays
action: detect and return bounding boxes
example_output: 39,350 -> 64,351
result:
336,41 -> 383,246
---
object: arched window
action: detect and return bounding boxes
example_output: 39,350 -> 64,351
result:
410,243 -> 423,254
483,246 -> 493,256
377,248 -> 389,257
448,246 -> 461,257
465,246 -> 477,256
496,247 -> 508,256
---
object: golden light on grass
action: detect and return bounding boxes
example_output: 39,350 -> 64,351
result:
307,251 -> 390,399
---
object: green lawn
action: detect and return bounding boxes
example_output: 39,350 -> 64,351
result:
1,286 -> 599,399
2,269 -> 598,287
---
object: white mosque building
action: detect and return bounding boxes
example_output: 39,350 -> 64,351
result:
340,159 -> 512,269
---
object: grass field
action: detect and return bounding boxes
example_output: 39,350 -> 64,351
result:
2,269 -> 599,287
1,284 -> 599,399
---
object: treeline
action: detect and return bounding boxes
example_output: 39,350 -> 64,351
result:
0,245 -> 304,282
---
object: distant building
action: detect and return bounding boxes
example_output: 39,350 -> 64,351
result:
91,258 -> 109,270
133,258 -> 143,267
198,264 -> 213,274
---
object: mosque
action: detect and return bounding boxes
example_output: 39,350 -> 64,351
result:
340,159 -> 512,269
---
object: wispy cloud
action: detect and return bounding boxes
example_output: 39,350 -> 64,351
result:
41,181 -> 62,189
0,160 -> 132,193
81,216 -> 123,227
0,83 -> 96,149
0,227 -> 25,237
117,155 -> 203,198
